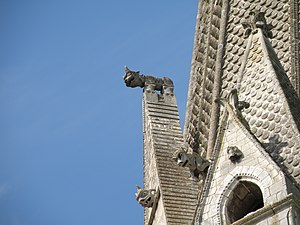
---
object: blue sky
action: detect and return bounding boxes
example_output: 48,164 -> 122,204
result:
0,1 -> 197,224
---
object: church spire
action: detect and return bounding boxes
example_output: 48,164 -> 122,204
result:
184,0 -> 300,163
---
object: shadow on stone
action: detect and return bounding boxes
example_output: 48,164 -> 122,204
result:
262,134 -> 288,163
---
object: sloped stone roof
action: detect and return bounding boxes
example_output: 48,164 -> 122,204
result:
221,0 -> 295,98
184,0 -> 300,159
143,93 -> 200,224
238,29 -> 300,182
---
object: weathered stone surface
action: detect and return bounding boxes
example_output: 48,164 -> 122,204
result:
195,99 -> 300,224
183,1 -> 300,224
184,0 -> 223,156
238,29 -> 300,183
143,92 -> 199,225
184,0 -> 300,163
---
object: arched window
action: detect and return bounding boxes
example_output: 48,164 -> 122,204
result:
226,181 -> 264,223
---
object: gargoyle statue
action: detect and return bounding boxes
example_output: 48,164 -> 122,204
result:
123,66 -> 174,94
172,148 -> 210,180
242,11 -> 273,38
227,146 -> 243,163
135,186 -> 156,208
228,89 -> 250,111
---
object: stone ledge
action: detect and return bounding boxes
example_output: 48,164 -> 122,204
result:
232,194 -> 299,225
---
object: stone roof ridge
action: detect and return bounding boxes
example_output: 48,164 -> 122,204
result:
237,25 -> 300,183
236,31 -> 254,91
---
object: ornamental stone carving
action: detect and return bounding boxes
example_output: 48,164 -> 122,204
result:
228,89 -> 250,111
216,89 -> 251,129
123,66 -> 174,94
172,145 -> 210,179
242,11 -> 273,38
135,186 -> 156,208
227,146 -> 244,163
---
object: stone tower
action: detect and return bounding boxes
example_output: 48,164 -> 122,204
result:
124,0 -> 300,224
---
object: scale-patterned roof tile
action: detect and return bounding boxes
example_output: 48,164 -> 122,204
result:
185,0 -> 300,162
238,30 -> 300,183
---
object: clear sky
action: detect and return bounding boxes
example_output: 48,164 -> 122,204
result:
0,1 -> 197,224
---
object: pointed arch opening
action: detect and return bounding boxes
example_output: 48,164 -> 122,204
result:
226,181 -> 264,223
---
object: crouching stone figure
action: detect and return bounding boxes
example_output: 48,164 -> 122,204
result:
123,66 -> 174,94
172,145 -> 210,180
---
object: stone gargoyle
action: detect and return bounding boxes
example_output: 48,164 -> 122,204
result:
135,186 -> 156,208
172,147 -> 210,180
227,146 -> 244,163
123,66 -> 174,94
228,89 -> 250,111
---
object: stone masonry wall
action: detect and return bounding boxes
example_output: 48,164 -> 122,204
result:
198,107 -> 297,224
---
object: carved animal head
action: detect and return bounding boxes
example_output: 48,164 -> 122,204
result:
135,186 -> 155,208
227,146 -> 243,163
123,66 -> 144,88
173,149 -> 196,169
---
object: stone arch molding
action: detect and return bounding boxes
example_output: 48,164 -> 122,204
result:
214,165 -> 286,224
